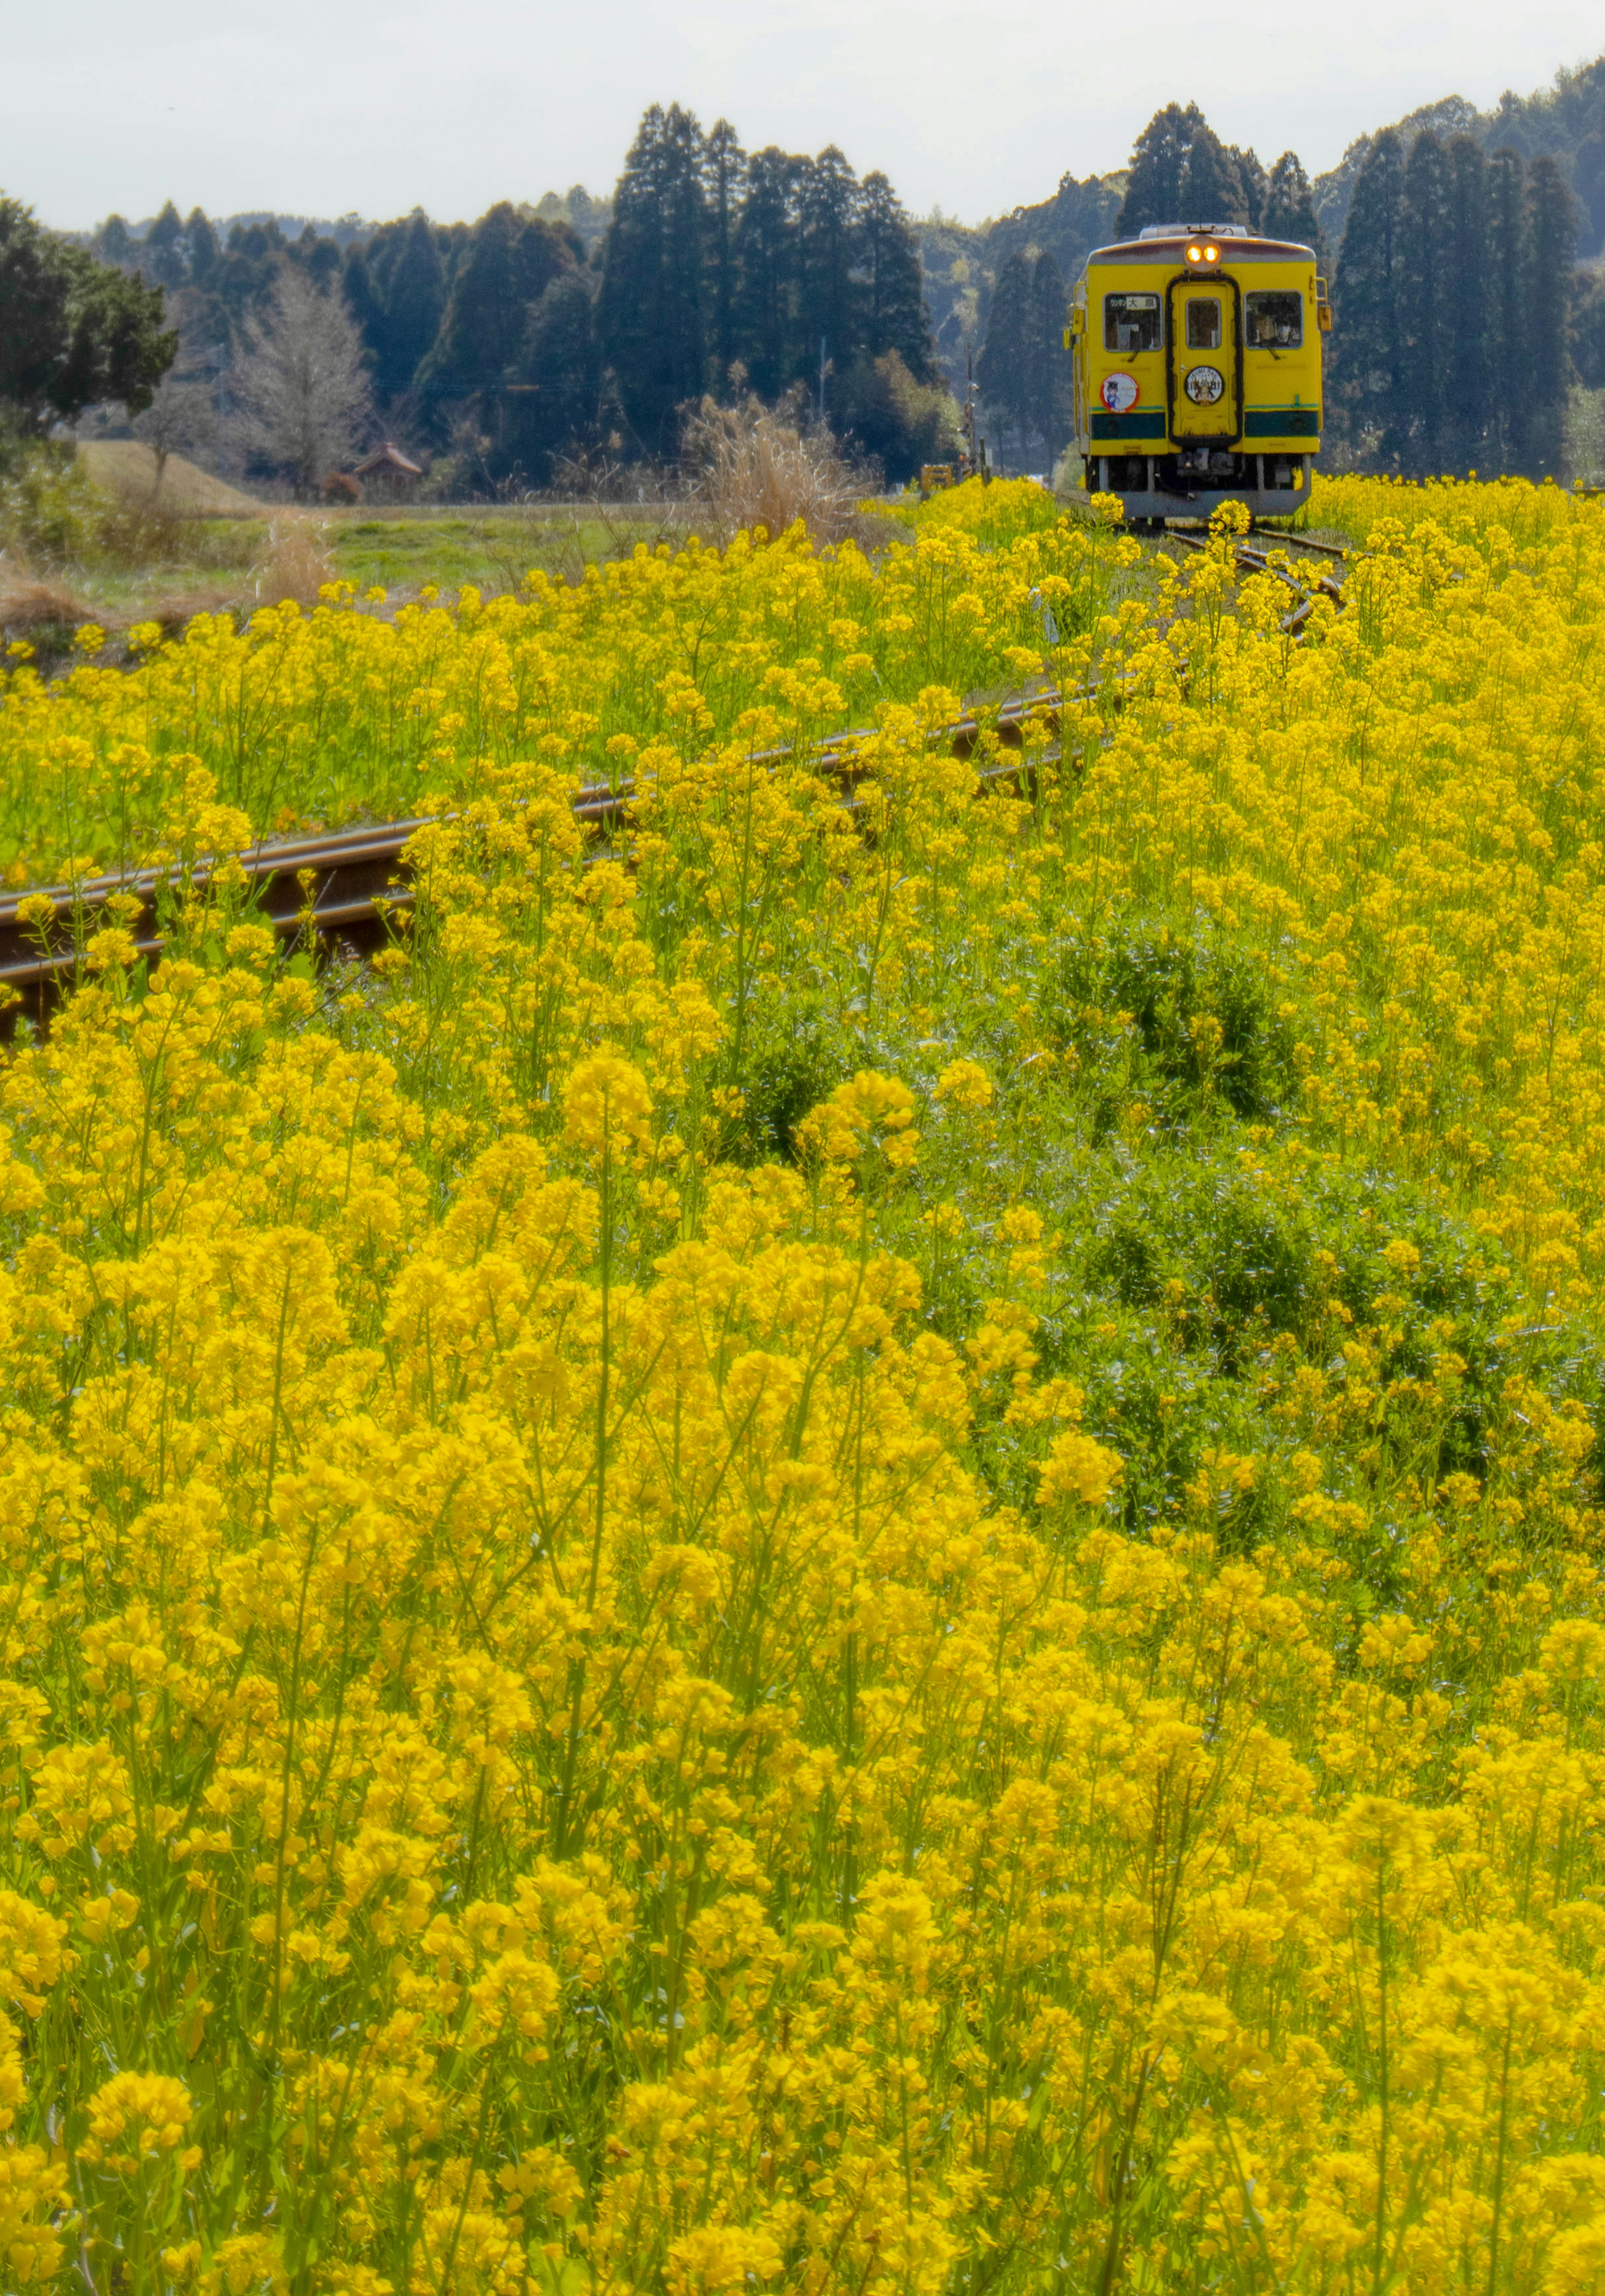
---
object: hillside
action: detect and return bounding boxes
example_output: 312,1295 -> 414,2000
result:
78,441 -> 264,517
1311,54 -> 1605,250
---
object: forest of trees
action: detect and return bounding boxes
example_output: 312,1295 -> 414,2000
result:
86,107 -> 950,490
1332,130 -> 1587,474
71,53 -> 1605,494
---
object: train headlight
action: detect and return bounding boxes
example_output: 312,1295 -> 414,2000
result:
1185,242 -> 1220,266
1203,244 -> 1219,262
1186,244 -> 1202,263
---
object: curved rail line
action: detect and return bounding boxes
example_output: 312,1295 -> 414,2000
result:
0,530 -> 1347,1033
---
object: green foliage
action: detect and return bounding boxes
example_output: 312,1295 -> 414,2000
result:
416,203 -> 579,426
0,197 -> 174,431
837,349 -> 959,483
1043,914 -> 1299,1128
725,997 -> 858,1164
1116,101 -> 1210,235
1263,150 -> 1325,253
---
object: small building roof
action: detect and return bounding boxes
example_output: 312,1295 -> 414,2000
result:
352,441 -> 423,479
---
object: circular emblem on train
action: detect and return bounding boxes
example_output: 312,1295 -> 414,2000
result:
1099,372 -> 1140,413
1185,364 -> 1225,406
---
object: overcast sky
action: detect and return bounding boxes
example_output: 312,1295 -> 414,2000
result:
4,0 -> 1601,232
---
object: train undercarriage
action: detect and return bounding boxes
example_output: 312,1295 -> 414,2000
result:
1086,448 -> 1313,525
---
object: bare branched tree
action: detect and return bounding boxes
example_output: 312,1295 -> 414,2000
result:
131,370 -> 218,497
231,269 -> 372,497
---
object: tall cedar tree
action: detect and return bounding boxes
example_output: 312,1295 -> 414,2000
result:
1486,149 -> 1529,472
1399,131 -> 1453,472
797,149 -> 860,406
1334,130 -> 1406,457
373,214 -> 447,406
1115,103 -> 1206,235
1577,131 -> 1605,255
1526,155 -> 1578,473
340,244 -> 383,374
705,121 -> 746,390
1263,153 -> 1324,254
732,150 -> 800,399
185,209 -> 220,286
859,173 -> 933,380
977,250 -> 1069,468
291,225 -> 341,294
976,252 -> 1034,461
510,271 -> 602,480
599,104 -> 709,451
1029,252 -> 1071,463
1179,125 -> 1249,226
97,215 -> 138,270
1575,270 -> 1605,389
416,203 -> 576,444
1233,148 -> 1268,231
143,201 -> 187,291
1445,138 -> 1490,467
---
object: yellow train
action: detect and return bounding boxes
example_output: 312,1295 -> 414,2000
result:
1068,224 -> 1330,523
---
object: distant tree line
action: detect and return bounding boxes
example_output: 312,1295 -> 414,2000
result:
87,108 -> 950,492
976,252 -> 1069,471
1333,131 -> 1583,475
596,106 -> 946,472
74,63 -> 1605,495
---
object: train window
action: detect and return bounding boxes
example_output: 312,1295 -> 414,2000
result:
1185,298 -> 1222,349
1246,291 -> 1303,348
1103,293 -> 1162,352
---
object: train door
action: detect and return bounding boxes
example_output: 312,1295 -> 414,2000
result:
1167,277 -> 1241,439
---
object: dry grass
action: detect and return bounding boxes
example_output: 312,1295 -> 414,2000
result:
0,542 -> 96,648
78,441 -> 265,518
252,515 -> 336,610
680,397 -> 872,547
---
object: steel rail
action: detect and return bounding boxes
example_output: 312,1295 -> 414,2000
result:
0,538 -> 1349,1032
0,684 -> 1078,1031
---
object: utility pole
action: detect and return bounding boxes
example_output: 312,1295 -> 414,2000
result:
818,337 -> 827,426
963,346 -> 990,484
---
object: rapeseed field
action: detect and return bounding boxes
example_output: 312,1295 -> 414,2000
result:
0,478 -> 1604,2292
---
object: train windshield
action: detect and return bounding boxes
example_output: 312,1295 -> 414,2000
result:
1104,293 -> 1162,352
1246,291 -> 1303,347
1185,298 -> 1222,350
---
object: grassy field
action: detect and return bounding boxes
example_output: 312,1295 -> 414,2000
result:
2,474 -> 1605,2290
2,452 -> 691,647
322,505 -> 684,596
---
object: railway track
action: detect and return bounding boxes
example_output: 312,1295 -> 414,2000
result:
0,529 -> 1348,1032
0,686 -> 1075,1032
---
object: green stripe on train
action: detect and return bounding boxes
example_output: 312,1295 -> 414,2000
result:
1090,413 -> 1169,441
1093,410 -> 1320,443
1244,409 -> 1320,436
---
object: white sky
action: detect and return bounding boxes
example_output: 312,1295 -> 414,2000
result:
3,0 -> 1601,232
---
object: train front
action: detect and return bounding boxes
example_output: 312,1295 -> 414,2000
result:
1069,224 -> 1330,525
